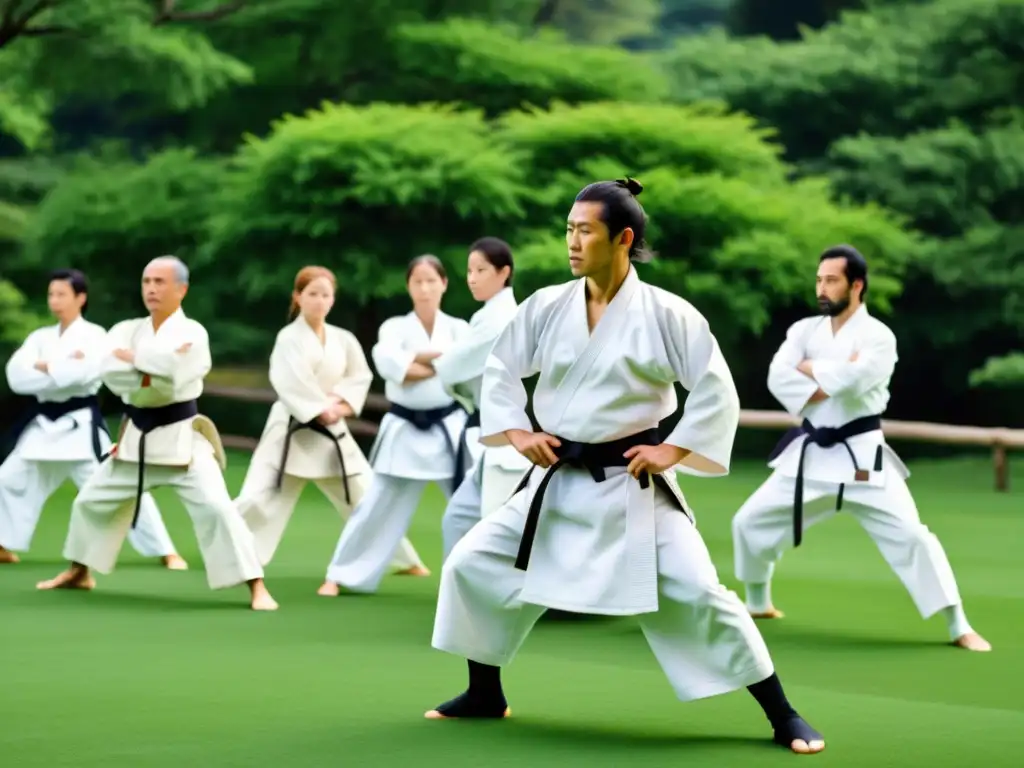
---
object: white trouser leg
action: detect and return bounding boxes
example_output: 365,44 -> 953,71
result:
441,462 -> 484,563
234,457 -> 306,566
323,473 -> 432,592
431,498 -> 547,667
731,471 -> 840,588
316,473 -> 426,571
845,477 -> 963,620
66,461 -> 178,559
66,439 -> 263,589
637,496 -> 775,702
0,454 -> 70,551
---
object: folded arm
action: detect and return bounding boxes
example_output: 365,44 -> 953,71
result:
805,330 -> 897,399
479,296 -> 543,447
5,333 -> 53,396
371,319 -> 428,385
662,304 -> 740,477
46,328 -> 106,390
100,322 -> 145,396
433,311 -> 503,388
767,321 -> 824,416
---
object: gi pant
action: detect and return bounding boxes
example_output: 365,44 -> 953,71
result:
441,458 -> 528,562
732,470 -> 962,618
432,483 -> 775,702
63,436 -> 262,589
0,451 -> 176,557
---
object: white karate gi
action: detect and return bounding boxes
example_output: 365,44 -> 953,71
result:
1,318 -> 178,558
433,267 -> 775,702
235,315 -> 425,570
61,310 -> 263,589
323,310 -> 470,592
732,306 -> 963,619
432,287 -> 532,561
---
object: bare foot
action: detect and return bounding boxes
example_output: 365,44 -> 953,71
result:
0,547 -> 20,564
774,715 -> 825,755
161,554 -> 189,571
424,706 -> 511,720
396,565 -> 431,577
248,579 -> 278,611
789,738 -> 826,755
317,581 -> 340,597
953,632 -> 991,652
37,566 -> 95,590
750,607 -> 784,619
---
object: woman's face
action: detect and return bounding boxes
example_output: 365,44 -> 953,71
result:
407,262 -> 447,308
297,276 -> 335,322
466,250 -> 509,303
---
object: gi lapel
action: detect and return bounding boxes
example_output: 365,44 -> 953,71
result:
546,269 -> 639,428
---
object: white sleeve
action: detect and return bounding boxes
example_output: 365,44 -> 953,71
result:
46,325 -> 105,390
433,312 -> 503,388
767,321 -> 820,416
811,326 -> 897,399
4,332 -> 53,396
661,302 -> 740,477
100,322 -> 144,397
479,295 -> 544,447
134,323 -> 212,390
370,318 -> 415,384
268,331 -> 332,424
331,331 -> 373,417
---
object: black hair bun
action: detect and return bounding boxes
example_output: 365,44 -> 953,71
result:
615,177 -> 643,196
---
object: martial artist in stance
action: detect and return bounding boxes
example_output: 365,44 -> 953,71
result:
426,179 -> 825,755
37,257 -> 277,611
234,265 -> 427,580
731,245 -> 990,652
318,255 -> 469,596
432,238 -> 532,560
0,268 -> 186,570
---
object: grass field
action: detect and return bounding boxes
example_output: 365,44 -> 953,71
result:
2,453 -> 1022,767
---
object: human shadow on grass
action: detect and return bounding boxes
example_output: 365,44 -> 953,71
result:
34,588 -> 254,612
410,717 -> 773,754
759,624 -> 941,653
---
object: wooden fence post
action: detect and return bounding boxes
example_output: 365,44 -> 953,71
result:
993,443 -> 1008,492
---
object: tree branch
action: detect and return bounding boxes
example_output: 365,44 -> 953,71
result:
0,0 -> 67,48
152,0 -> 247,26
532,0 -> 560,28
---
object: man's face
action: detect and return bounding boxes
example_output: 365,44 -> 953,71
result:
816,257 -> 855,316
566,201 -> 621,278
47,279 -> 84,319
142,260 -> 187,315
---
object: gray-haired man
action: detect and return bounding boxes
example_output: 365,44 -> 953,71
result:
38,257 -> 277,610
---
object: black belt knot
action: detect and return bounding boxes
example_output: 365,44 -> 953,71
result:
768,414 -> 882,548
384,402 -> 465,492
123,400 -> 199,528
513,427 -> 660,572
275,416 -> 351,504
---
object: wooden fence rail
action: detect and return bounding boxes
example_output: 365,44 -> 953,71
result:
202,385 -> 1023,492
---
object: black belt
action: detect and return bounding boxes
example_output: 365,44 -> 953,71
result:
768,414 -> 883,548
122,400 -> 199,528
453,410 -> 481,492
384,402 -> 464,492
2,395 -> 108,462
512,427 -> 661,572
275,416 -> 351,504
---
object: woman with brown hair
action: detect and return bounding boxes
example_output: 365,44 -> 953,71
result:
234,266 -> 427,583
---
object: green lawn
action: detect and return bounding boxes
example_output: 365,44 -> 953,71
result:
2,453 -> 1021,767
